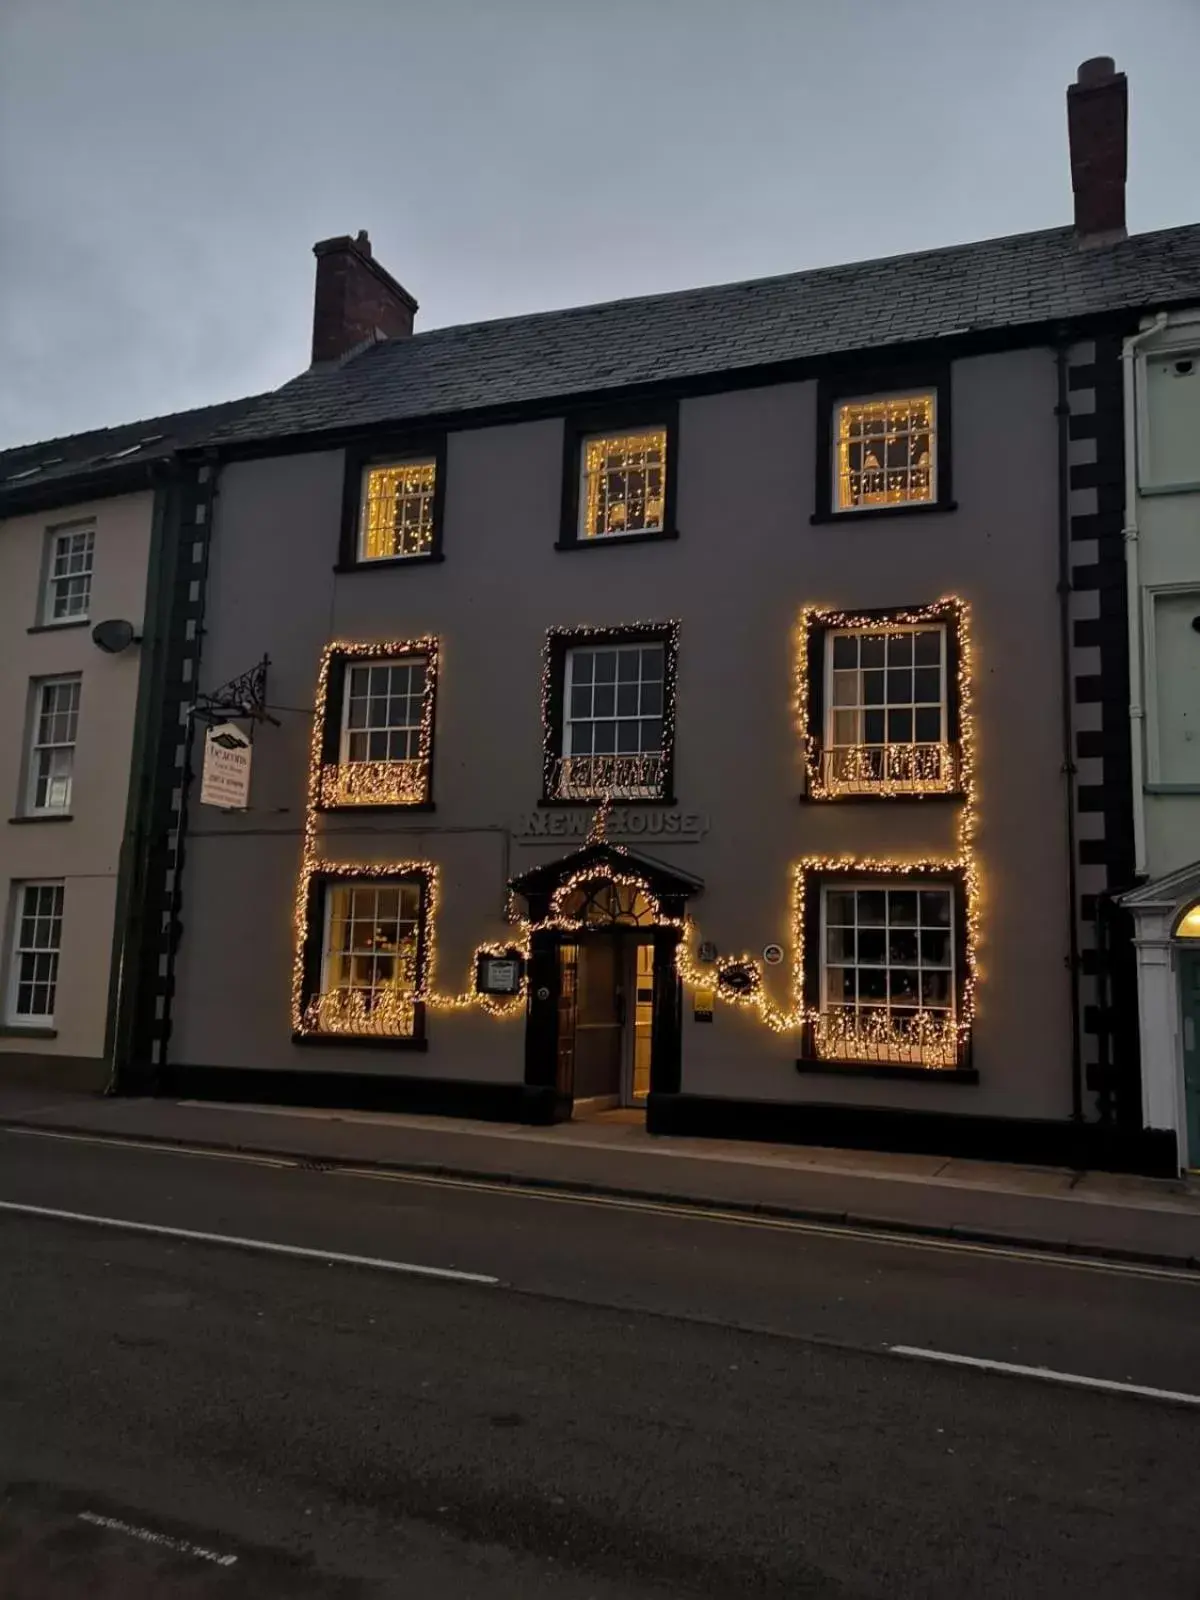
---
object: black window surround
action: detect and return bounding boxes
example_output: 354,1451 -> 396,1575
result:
796,863 -> 974,1081
540,623 -> 679,806
316,642 -> 438,813
801,600 -> 965,803
811,363 -> 955,524
557,400 -> 680,551
336,432 -> 449,571
294,867 -> 432,1050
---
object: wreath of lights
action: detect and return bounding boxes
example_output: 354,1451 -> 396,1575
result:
291,598 -> 980,1067
539,620 -> 680,801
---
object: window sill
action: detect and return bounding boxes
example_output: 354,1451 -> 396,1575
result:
809,500 -> 958,526
537,794 -> 677,809
799,790 -> 965,805
0,1024 -> 58,1039
291,1031 -> 428,1052
1144,784 -> 1200,795
795,1057 -> 977,1084
333,552 -> 445,574
9,813 -> 73,825
555,528 -> 680,552
316,800 -> 436,815
27,619 -> 90,635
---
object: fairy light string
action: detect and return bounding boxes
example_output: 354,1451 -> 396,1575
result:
292,598 -> 980,1066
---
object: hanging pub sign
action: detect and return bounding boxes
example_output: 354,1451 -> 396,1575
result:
200,722 -> 253,810
475,951 -> 526,996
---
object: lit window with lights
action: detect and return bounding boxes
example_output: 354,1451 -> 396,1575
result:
818,882 -> 960,1069
824,624 -> 952,793
317,641 -> 437,809
578,428 -> 668,541
834,393 -> 935,512
557,643 -> 665,799
358,460 -> 437,561
305,879 -> 426,1039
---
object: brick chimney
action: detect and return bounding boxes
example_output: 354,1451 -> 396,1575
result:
1067,57 -> 1128,245
310,230 -> 419,363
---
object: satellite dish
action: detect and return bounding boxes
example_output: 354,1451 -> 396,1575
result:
91,619 -> 140,654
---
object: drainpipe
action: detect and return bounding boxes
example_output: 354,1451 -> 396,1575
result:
1122,313 -> 1169,878
1055,342 -> 1085,1123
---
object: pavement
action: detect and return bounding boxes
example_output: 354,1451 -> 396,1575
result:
1,1081 -> 1198,1268
1,1127 -> 1199,1596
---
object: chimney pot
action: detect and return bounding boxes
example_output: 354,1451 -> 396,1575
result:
1076,56 -> 1117,87
310,231 -> 418,363
1067,57 -> 1128,245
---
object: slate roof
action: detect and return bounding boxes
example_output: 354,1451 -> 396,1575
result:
0,396 -> 262,500
217,223 -> 1200,446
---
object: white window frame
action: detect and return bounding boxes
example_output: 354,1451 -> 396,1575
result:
578,427 -> 668,541
42,523 -> 95,624
26,676 -> 81,816
1142,582 -> 1200,787
818,880 -> 957,1061
339,656 -> 429,766
822,623 -> 949,791
833,391 -> 937,514
5,880 -> 65,1026
316,879 -> 424,1035
560,641 -> 666,798
357,458 -> 437,562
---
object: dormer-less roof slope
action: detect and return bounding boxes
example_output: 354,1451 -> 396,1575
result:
214,222 -> 1200,448
0,395 -> 264,509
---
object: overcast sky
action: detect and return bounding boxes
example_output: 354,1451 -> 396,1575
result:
2,0 -> 1198,449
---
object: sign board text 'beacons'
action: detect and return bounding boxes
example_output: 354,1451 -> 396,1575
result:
200,722 -> 252,810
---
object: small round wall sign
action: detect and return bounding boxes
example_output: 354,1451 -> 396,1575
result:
762,944 -> 784,966
536,986 -> 551,1001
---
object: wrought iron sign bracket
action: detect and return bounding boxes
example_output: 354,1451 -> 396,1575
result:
191,654 -> 280,729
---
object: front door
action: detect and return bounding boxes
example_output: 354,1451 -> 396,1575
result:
1182,950 -> 1200,1170
571,935 -> 623,1108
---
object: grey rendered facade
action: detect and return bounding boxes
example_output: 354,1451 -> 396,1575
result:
167,354 -> 1079,1122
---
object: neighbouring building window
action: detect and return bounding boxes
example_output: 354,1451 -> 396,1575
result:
27,677 -> 81,814
824,624 -> 952,793
307,880 -> 424,1038
6,881 -> 65,1025
358,460 -> 437,561
559,642 -> 665,798
44,525 -> 95,622
818,882 -> 958,1068
579,429 -> 667,540
318,644 -> 437,808
834,393 -> 935,512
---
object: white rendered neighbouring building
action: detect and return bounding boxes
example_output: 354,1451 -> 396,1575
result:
1120,310 -> 1200,1171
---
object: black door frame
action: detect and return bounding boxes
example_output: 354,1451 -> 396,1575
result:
509,843 -> 700,1126
522,923 -> 682,1123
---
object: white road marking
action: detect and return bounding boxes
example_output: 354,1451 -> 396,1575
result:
0,1198 -> 499,1285
78,1510 -> 238,1566
888,1344 -> 1200,1406
3,1124 -> 1197,1285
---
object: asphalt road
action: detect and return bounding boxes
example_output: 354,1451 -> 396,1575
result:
0,1127 -> 1198,1597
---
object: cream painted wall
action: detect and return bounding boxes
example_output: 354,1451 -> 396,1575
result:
0,489 -> 152,1065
